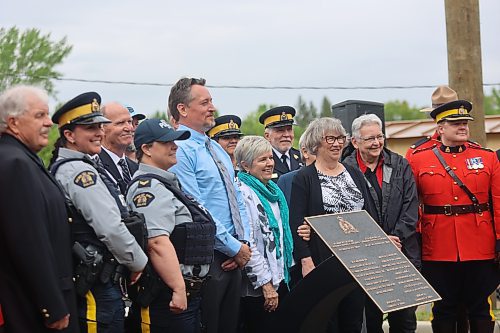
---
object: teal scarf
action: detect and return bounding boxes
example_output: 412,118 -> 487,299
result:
238,171 -> 294,285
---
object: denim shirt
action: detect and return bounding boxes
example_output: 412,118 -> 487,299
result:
170,125 -> 250,257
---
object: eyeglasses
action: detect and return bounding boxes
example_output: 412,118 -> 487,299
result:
323,135 -> 346,144
359,134 -> 385,143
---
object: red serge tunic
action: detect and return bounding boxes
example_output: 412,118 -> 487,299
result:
410,143 -> 500,261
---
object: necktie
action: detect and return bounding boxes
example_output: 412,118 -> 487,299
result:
93,155 -> 105,170
118,158 -> 132,184
205,138 -> 245,239
281,154 -> 290,171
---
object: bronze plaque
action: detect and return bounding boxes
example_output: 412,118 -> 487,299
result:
306,210 -> 441,313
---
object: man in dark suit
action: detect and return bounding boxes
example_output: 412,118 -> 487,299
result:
0,85 -> 78,332
277,131 -> 316,205
259,106 -> 303,182
99,101 -> 139,194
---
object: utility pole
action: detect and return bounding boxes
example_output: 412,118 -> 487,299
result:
444,0 -> 486,146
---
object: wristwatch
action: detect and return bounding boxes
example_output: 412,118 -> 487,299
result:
240,240 -> 250,246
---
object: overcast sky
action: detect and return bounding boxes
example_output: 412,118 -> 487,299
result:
2,0 -> 499,119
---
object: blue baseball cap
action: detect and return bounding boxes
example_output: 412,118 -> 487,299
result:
134,118 -> 190,148
125,105 -> 146,120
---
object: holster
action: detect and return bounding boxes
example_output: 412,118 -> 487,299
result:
184,275 -> 209,300
72,242 -> 103,297
130,264 -> 168,308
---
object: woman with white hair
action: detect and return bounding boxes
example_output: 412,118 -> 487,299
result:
343,113 -> 419,333
235,135 -> 304,332
290,117 -> 378,333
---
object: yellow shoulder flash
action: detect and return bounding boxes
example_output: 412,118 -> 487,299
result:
74,171 -> 97,188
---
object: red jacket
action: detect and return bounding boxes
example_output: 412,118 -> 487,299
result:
410,142 -> 500,261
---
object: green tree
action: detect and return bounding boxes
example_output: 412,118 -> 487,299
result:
295,96 -> 318,128
320,96 -> 332,117
150,110 -> 168,120
484,88 -> 500,115
241,104 -> 269,136
384,100 -> 427,121
38,125 -> 59,167
0,27 -> 72,95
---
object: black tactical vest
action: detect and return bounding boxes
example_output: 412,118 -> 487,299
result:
129,173 -> 216,265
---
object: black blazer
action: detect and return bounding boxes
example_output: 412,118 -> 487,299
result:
0,134 -> 78,332
272,147 -> 303,181
290,162 -> 378,266
99,149 -> 138,194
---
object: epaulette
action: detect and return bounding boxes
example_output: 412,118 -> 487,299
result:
466,140 -> 482,149
412,143 -> 437,155
466,139 -> 493,151
409,136 -> 431,149
468,145 -> 493,152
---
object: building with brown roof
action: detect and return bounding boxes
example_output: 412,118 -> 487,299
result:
385,115 -> 500,155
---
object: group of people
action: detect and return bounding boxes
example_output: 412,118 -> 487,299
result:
0,79 -> 498,333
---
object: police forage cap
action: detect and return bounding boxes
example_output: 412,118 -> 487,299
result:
259,106 -> 296,128
207,114 -> 243,139
52,92 -> 110,128
430,99 -> 474,123
134,118 -> 190,148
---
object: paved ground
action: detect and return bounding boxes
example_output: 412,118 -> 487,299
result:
382,321 -> 500,332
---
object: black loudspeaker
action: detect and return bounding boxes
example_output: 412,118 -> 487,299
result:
331,100 -> 385,135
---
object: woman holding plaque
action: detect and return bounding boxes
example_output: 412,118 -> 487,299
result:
290,117 -> 377,333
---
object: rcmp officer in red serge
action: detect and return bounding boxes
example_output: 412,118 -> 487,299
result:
259,106 -> 303,182
207,115 -> 244,173
409,98 -> 500,333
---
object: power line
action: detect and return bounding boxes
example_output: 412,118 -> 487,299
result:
2,72 -> 500,90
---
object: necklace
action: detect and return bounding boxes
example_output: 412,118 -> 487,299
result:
317,160 -> 342,176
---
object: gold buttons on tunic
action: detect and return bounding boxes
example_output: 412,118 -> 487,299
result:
454,197 -> 459,201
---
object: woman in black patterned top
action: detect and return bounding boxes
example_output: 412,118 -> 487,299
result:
290,117 -> 378,333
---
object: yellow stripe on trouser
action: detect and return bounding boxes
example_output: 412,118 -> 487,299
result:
141,307 -> 151,333
85,291 -> 97,333
430,297 -> 496,322
488,296 -> 496,321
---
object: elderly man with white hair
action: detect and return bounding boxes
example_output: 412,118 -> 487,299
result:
342,113 -> 420,333
0,85 -> 78,332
